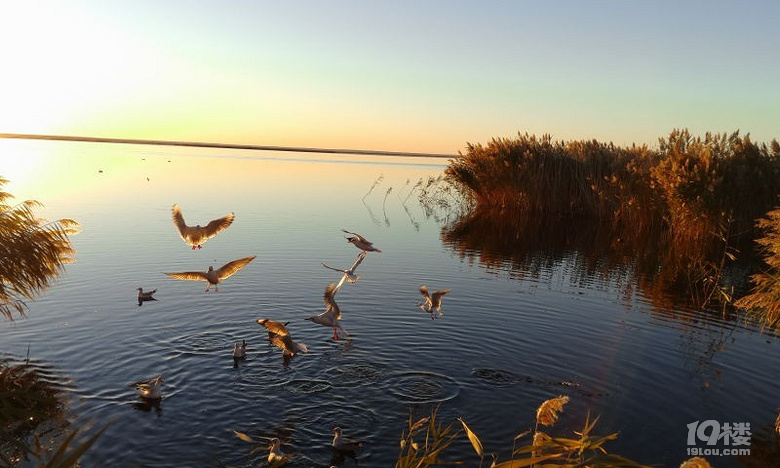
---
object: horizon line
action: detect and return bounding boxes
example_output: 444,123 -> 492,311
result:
0,133 -> 459,159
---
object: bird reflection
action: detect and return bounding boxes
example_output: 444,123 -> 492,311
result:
132,398 -> 163,417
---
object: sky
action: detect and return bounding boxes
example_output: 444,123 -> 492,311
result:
1,0 -> 778,154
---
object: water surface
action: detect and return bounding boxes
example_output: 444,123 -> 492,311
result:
1,139 -> 778,467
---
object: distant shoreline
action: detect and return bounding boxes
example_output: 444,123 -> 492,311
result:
0,133 -> 458,159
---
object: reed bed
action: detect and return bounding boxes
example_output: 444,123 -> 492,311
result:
447,129 -> 780,242
442,129 -> 780,316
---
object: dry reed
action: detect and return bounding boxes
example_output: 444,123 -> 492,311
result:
535,395 -> 569,427
0,176 -> 79,320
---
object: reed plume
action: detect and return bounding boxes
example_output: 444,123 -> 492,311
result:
535,395 -> 569,427
734,207 -> 780,329
0,177 -> 79,320
776,410 -> 780,436
679,457 -> 712,468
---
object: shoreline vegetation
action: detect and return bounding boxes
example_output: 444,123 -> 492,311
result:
442,129 -> 780,328
0,133 -> 457,159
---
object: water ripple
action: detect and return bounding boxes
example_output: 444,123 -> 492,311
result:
384,370 -> 461,404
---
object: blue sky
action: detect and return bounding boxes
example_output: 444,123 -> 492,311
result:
1,0 -> 778,153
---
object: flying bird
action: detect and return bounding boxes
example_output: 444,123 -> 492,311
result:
322,252 -> 366,292
267,438 -> 293,466
164,256 -> 256,292
137,287 -> 157,306
306,283 -> 349,340
342,229 -> 381,253
172,204 -> 235,249
256,319 -> 308,357
131,374 -> 164,400
419,285 -> 451,319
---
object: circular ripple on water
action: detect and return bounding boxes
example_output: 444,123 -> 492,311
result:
324,362 -> 387,388
284,378 -> 333,394
385,371 -> 461,404
283,400 -> 380,464
167,330 -> 238,357
237,367 -> 295,392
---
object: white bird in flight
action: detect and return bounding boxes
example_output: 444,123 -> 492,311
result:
321,251 -> 366,292
172,204 -> 235,249
306,283 -> 349,340
164,256 -> 256,292
342,229 -> 381,253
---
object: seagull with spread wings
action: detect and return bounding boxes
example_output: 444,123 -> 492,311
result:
322,251 -> 366,292
306,283 -> 349,340
172,204 -> 235,249
256,319 -> 309,357
342,229 -> 381,253
164,256 -> 256,292
419,285 -> 451,319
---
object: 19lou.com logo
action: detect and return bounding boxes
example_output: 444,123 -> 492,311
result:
686,420 -> 751,456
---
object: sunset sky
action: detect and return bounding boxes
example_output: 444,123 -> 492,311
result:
1,1 -> 778,154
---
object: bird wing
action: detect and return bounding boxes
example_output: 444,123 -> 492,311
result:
323,283 -> 341,319
202,212 -> 235,238
269,333 -> 295,353
333,274 -> 348,294
431,289 -> 450,302
349,251 -> 366,272
321,262 -> 346,273
171,204 -> 190,242
131,374 -> 162,388
342,229 -> 370,244
419,285 -> 431,299
164,271 -> 208,281
216,256 -> 256,279
307,307 -> 338,326
257,319 -> 290,337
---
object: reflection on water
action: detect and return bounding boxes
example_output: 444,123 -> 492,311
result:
0,356 -> 74,465
1,140 -> 779,467
441,204 -> 752,313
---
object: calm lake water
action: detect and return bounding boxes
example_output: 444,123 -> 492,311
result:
2,139 -> 779,467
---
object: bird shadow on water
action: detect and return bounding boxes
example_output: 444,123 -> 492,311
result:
132,398 -> 163,417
